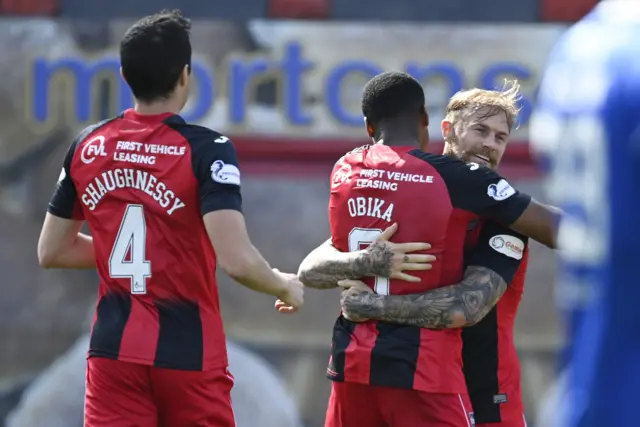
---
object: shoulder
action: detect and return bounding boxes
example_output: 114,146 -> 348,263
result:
332,144 -> 370,169
407,148 -> 478,170
341,144 -> 370,161
163,119 -> 231,148
408,148 -> 498,180
73,116 -> 121,147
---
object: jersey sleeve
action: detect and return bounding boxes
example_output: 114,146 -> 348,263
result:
47,141 -> 84,220
189,132 -> 243,215
465,221 -> 529,284
414,151 -> 532,225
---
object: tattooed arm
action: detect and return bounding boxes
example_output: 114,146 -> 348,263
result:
340,221 -> 529,328
297,223 -> 433,289
340,265 -> 507,328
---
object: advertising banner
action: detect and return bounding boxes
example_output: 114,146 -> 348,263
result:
27,21 -> 566,141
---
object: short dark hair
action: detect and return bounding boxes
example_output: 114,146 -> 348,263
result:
120,9 -> 192,103
361,71 -> 426,126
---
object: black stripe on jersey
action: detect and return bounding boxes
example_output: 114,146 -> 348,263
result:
370,323 -> 421,389
462,307 -> 501,423
89,292 -> 132,358
163,118 -> 243,215
154,299 -> 204,371
328,316 -> 356,381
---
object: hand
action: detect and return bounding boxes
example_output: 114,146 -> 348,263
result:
274,269 -> 303,314
338,279 -> 373,322
365,223 -> 435,282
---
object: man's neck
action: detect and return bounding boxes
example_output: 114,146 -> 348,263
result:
377,130 -> 419,147
134,100 -> 182,116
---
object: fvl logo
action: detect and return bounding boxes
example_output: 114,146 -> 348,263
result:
81,136 -> 108,164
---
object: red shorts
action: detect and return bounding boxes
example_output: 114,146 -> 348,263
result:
84,356 -> 236,427
325,381 -> 474,427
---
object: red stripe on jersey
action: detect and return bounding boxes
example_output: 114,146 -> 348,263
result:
118,299 -> 160,363
414,328 -> 465,392
343,323 -> 378,384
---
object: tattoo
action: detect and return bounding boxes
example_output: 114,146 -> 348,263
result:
340,266 -> 508,328
298,239 -> 394,289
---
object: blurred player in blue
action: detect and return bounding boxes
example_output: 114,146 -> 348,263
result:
531,1 -> 640,426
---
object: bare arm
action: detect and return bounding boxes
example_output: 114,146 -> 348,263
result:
297,223 -> 433,289
297,239 -> 391,289
204,210 -> 301,305
509,199 -> 561,249
37,213 -> 95,269
340,265 -> 507,328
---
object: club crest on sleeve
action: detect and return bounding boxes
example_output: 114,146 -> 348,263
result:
210,160 -> 241,185
489,234 -> 524,260
487,179 -> 516,201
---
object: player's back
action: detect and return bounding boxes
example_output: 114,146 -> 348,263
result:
330,144 -> 475,296
66,109 -> 230,370
328,143 -> 532,394
532,3 -> 640,426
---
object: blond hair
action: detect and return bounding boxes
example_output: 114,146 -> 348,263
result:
445,80 -> 522,131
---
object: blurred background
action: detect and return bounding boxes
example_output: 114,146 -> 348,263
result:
0,0 -> 598,426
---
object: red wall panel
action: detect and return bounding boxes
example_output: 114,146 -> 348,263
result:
268,0 -> 330,19
541,0 -> 598,22
0,0 -> 57,15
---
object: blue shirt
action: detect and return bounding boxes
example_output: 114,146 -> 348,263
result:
532,3 -> 640,426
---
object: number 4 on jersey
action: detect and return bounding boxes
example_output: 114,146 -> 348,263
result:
109,204 -> 152,294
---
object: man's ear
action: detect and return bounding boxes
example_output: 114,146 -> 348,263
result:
364,117 -> 375,138
179,64 -> 190,87
420,105 -> 429,127
441,119 -> 453,140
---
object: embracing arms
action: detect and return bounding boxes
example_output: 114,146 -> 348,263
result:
297,223 -> 434,289
339,265 -> 508,328
296,221 -> 527,328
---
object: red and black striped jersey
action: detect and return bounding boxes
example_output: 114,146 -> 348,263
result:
326,144 -> 531,393
463,219 -> 530,423
47,109 -> 242,371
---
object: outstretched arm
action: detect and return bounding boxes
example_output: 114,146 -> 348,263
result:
340,221 -> 528,328
297,223 -> 433,289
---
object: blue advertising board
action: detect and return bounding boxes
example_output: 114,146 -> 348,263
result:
28,41 -> 534,129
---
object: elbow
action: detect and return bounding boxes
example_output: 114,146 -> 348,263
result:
218,253 -> 253,281
459,311 -> 491,328
37,245 -> 57,269
448,313 -> 472,328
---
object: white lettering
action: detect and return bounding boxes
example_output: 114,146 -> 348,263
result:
386,171 -> 434,183
359,169 -> 385,179
80,168 -> 186,215
354,179 -> 398,191
114,152 -> 156,165
144,144 -> 186,156
347,197 -> 394,222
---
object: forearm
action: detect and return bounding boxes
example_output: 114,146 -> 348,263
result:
41,233 -> 96,269
221,244 -> 286,297
297,239 -> 374,289
342,266 -> 507,328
